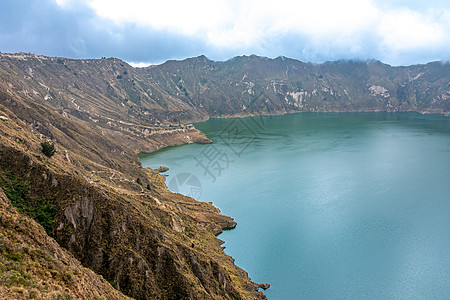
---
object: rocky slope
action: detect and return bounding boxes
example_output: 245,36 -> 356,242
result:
145,55 -> 450,117
0,53 -> 212,153
1,53 -> 449,132
0,54 -> 266,299
0,187 -> 131,299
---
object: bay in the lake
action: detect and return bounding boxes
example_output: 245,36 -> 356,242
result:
139,112 -> 450,299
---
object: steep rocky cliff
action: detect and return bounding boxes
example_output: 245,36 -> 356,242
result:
0,187 -> 131,299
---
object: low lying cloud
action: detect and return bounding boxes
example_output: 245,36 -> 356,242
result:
1,0 -> 450,65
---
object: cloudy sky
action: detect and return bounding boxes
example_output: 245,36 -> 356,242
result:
1,0 -> 449,66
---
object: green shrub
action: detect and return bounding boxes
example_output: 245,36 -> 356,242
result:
0,270 -> 29,287
40,142 -> 56,158
1,176 -> 57,235
136,178 -> 142,185
107,279 -> 118,289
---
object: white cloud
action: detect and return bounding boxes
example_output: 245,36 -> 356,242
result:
127,61 -> 154,68
85,0 -> 381,47
54,0 -> 83,9
86,0 -> 234,35
378,9 -> 446,51
55,0 -> 69,6
59,0 -> 450,64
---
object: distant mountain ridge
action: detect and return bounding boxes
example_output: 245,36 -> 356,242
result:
1,53 -> 448,133
145,54 -> 449,118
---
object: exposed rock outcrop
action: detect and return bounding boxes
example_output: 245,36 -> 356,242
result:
0,188 -> 130,299
157,166 -> 169,173
257,283 -> 271,291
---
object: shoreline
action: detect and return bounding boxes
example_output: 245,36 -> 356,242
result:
203,109 -> 449,121
135,109 -> 449,297
140,109 -> 449,156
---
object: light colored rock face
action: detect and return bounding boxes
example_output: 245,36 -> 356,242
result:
369,85 -> 390,98
170,213 -> 185,232
287,91 -> 307,108
245,81 -> 255,95
63,197 -> 94,231
0,188 -> 8,204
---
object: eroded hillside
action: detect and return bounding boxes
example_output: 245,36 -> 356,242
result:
0,54 -> 266,299
0,187 -> 131,299
145,55 -> 450,116
1,53 -> 449,131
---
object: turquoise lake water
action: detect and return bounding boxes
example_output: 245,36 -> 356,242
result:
139,112 -> 450,299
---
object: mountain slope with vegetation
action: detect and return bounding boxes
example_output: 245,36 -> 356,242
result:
145,55 -> 449,117
0,53 -> 267,299
0,187 -> 131,299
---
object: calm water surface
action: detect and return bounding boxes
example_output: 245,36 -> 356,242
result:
140,113 -> 450,299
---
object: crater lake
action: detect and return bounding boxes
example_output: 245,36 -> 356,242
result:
139,112 -> 450,299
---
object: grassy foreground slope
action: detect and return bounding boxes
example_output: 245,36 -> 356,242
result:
0,187 -> 131,299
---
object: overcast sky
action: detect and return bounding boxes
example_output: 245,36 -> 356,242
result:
1,0 -> 449,66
